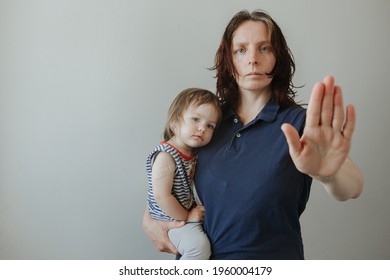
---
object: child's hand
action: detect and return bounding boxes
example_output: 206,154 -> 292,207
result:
187,205 -> 205,222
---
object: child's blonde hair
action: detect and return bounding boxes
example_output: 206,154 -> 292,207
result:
163,88 -> 222,141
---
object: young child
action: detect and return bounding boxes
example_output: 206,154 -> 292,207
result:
146,88 -> 222,260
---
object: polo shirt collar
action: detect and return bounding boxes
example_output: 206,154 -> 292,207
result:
223,98 -> 280,123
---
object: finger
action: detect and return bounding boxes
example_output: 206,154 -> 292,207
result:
281,123 -> 302,159
306,82 -> 324,127
169,220 -> 186,229
342,104 -> 356,141
164,241 -> 179,255
320,76 -> 335,126
331,85 -> 345,131
154,229 -> 180,254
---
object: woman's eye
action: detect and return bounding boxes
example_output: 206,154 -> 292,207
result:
235,48 -> 245,54
260,46 -> 271,53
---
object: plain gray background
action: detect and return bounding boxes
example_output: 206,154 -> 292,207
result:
1,0 -> 389,260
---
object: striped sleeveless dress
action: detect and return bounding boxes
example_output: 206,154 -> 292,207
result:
146,142 -> 197,221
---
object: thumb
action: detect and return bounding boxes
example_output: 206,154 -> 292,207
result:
168,220 -> 186,230
281,123 -> 301,159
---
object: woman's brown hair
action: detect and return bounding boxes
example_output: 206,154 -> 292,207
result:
211,10 -> 299,110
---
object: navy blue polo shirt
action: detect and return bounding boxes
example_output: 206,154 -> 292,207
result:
195,98 -> 312,260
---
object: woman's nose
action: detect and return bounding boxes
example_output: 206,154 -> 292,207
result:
249,55 -> 258,65
249,49 -> 258,65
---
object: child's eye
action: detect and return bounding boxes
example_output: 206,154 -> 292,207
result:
207,124 -> 215,130
192,117 -> 200,122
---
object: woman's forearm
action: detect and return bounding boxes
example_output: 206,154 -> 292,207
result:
315,157 -> 364,201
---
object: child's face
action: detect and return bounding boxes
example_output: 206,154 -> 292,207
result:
173,103 -> 219,149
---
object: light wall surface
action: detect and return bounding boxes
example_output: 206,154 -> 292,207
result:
0,0 -> 389,259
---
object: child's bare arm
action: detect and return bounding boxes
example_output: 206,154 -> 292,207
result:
152,152 -> 189,221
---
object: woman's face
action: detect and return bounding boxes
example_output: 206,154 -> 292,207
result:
231,20 -> 276,95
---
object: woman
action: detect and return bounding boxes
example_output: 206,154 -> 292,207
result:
143,9 -> 363,260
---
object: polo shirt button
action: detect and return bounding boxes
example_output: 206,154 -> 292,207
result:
236,133 -> 241,138
234,118 -> 238,123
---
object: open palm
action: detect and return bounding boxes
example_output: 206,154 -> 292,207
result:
281,76 -> 356,178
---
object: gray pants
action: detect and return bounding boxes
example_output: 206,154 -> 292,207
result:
168,222 -> 211,260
